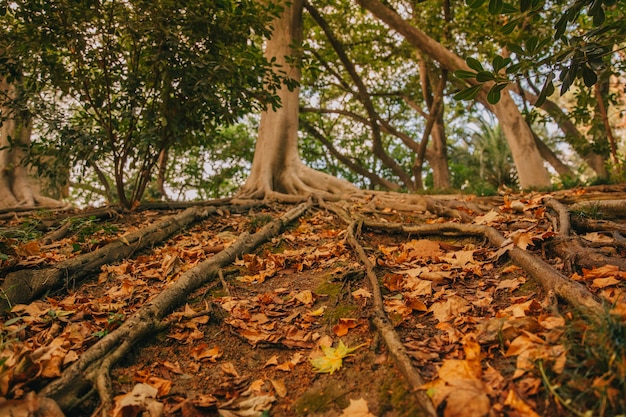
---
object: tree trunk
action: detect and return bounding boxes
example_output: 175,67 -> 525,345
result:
510,85 -> 609,178
356,0 -> 552,189
0,76 -> 63,209
237,0 -> 355,200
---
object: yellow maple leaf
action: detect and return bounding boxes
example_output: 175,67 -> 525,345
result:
310,340 -> 365,374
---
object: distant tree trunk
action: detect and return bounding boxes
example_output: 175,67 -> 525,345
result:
0,76 -> 62,209
510,85 -> 609,178
418,60 -> 450,189
357,0 -> 552,189
237,0 -> 355,200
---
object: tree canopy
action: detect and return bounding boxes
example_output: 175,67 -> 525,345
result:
0,0 -> 624,207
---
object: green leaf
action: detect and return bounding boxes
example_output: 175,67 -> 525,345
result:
502,2 -> 518,13
466,57 -> 484,72
505,62 -> 522,74
492,55 -> 511,72
581,65 -> 598,87
520,0 -> 531,11
501,18 -> 520,34
476,71 -> 496,82
525,36 -> 538,54
592,7 -> 605,26
466,0 -> 488,8
506,43 -> 525,55
488,0 -> 503,14
560,66 -> 577,95
454,70 -> 478,79
487,87 -> 502,104
453,84 -> 483,101
535,75 -> 556,107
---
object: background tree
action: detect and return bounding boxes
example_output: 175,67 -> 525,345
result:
237,0 -> 356,200
1,0 -> 286,209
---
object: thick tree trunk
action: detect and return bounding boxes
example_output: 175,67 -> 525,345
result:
356,0 -> 552,189
0,77 -> 63,209
237,0 -> 355,200
510,85 -> 609,178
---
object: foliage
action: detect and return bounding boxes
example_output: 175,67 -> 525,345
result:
1,0 -> 289,208
455,0 -> 626,106
544,310 -> 626,416
448,117 -> 517,193
150,123 -> 257,200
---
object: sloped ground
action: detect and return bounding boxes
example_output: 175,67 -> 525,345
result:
1,186 -> 625,417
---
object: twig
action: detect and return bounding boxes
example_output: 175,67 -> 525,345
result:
218,269 -> 231,296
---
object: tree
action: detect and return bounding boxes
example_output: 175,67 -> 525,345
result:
237,0 -> 356,200
356,0 -> 552,189
2,0 -> 287,209
0,74 -> 62,209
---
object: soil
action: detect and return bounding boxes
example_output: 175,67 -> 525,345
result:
1,187 -> 625,417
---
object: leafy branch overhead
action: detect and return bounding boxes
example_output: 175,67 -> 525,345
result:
455,0 -> 620,105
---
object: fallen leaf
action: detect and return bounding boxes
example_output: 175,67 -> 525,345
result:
352,288 -> 372,299
428,295 -> 471,322
264,355 -> 279,368
190,344 -> 222,362
504,389 -> 540,417
333,318 -> 358,337
112,383 -> 164,417
269,379 -> 287,397
340,398 -> 376,417
294,290 -> 315,305
310,340 -> 365,374
221,362 -> 240,378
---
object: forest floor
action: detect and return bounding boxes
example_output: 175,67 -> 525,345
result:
1,186 -> 626,417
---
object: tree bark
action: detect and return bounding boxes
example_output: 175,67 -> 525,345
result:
510,85 -> 609,178
237,0 -> 355,200
0,76 -> 63,209
356,0 -> 552,189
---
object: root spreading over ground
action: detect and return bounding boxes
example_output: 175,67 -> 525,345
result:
1,186 -> 625,417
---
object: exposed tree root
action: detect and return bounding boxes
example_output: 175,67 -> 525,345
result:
571,217 -> 626,235
570,199 -> 626,218
545,197 -> 572,236
548,237 -> 626,272
362,220 -> 604,319
325,202 -> 437,416
0,206 -> 217,313
236,163 -> 357,202
39,201 -> 312,415
345,220 -> 437,417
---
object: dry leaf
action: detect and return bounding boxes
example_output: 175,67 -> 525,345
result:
332,318 -> 358,337
310,340 -> 365,374
504,389 -> 540,417
269,379 -> 287,398
112,383 -> 164,417
221,362 -> 240,378
340,398 -> 376,417
352,288 -> 372,299
428,295 -> 471,322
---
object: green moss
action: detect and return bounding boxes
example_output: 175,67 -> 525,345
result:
293,387 -> 335,416
315,280 -> 342,298
326,302 -> 357,325
379,369 -> 428,416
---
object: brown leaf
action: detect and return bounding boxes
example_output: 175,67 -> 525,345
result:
221,362 -> 240,378
190,344 -> 222,362
351,288 -> 372,299
428,295 -> 471,322
333,318 -> 359,337
270,379 -> 287,398
340,398 -> 376,417
504,389 -> 540,417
